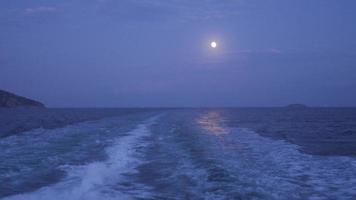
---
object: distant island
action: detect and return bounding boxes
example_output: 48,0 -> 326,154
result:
286,104 -> 308,109
0,89 -> 45,108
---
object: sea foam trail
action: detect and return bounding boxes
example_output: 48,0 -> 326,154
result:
216,128 -> 356,199
4,116 -> 159,200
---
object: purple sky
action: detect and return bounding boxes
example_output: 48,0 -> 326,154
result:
1,0 -> 356,107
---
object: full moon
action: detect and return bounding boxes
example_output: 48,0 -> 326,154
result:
211,41 -> 217,48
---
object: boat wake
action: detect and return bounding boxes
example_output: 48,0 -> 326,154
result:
4,117 -> 158,200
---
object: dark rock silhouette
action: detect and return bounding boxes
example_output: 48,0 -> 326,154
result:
0,89 -> 45,108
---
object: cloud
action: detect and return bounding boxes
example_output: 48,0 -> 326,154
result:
24,6 -> 57,15
237,48 -> 283,55
137,0 -> 241,20
94,0 -> 243,22
266,48 -> 282,54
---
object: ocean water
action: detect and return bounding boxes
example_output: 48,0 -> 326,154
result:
1,108 -> 356,200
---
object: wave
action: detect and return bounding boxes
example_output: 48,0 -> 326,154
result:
3,110 -> 356,200
207,127 -> 356,199
3,116 -> 159,200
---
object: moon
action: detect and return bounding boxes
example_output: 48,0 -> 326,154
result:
210,41 -> 217,48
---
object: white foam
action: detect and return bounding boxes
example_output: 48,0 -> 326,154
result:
4,117 -> 158,200
225,128 -> 356,199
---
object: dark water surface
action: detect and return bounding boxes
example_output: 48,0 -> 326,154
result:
1,108 -> 356,199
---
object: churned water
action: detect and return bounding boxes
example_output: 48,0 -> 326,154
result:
1,108 -> 356,199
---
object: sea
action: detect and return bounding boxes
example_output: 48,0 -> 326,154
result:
0,108 -> 356,200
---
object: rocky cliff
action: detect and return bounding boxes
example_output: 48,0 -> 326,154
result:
0,90 -> 45,108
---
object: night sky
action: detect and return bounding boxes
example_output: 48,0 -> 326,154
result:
1,0 -> 355,107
